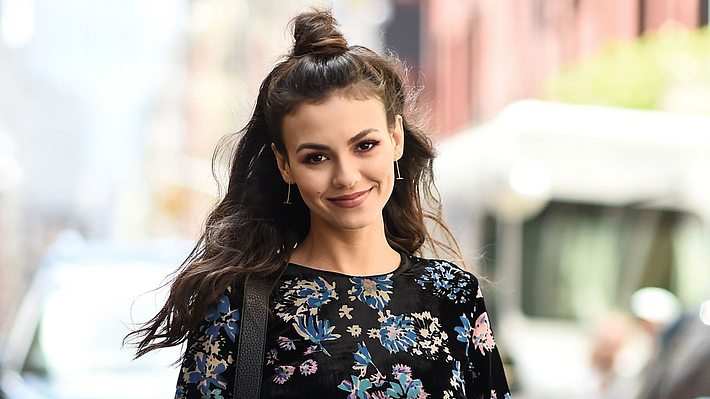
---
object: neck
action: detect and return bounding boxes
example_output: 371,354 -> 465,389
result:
290,217 -> 401,276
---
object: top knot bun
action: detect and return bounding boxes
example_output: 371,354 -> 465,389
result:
291,10 -> 349,57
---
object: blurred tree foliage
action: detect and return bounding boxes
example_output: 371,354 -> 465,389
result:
543,27 -> 710,112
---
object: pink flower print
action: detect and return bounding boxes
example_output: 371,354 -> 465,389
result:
273,365 -> 295,384
266,348 -> 278,365
369,371 -> 386,388
299,359 -> 318,376
391,363 -> 413,380
304,345 -> 318,355
278,336 -> 296,351
472,312 -> 496,355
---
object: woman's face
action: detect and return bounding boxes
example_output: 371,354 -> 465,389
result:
272,93 -> 404,233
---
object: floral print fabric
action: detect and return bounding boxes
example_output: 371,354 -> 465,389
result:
175,254 -> 511,399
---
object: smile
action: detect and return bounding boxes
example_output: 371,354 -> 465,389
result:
327,188 -> 372,208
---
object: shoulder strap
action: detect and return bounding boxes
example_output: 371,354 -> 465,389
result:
234,275 -> 271,399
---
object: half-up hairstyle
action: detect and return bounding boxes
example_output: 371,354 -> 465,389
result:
126,8 -> 461,358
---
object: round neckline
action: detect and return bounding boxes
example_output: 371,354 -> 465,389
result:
287,251 -> 411,278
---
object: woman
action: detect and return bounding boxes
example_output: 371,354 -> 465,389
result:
128,9 -> 511,399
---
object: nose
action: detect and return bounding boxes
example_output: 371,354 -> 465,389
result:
331,157 -> 360,189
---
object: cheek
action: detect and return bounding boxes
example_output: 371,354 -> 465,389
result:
367,156 -> 395,180
293,170 -> 327,198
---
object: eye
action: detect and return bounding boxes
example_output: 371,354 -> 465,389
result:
304,153 -> 328,164
356,140 -> 380,152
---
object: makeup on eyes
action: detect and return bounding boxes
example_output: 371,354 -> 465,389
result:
295,129 -> 381,153
299,139 -> 381,165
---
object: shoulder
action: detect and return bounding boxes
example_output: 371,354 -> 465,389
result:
408,255 -> 481,284
406,255 -> 484,303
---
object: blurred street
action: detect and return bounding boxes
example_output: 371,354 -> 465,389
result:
1,0 -> 710,398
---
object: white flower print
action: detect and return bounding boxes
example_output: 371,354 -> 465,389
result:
339,304 -> 354,320
410,311 -> 449,359
274,277 -> 338,322
367,328 -> 379,339
347,324 -> 362,337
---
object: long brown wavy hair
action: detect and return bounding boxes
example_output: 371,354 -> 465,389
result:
126,9 -> 461,358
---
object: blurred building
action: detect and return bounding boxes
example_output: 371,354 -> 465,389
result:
416,0 -> 709,134
0,0 -> 189,340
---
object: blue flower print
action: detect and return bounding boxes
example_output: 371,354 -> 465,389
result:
186,352 -> 228,395
379,313 -> 417,353
204,295 -> 240,343
391,364 -> 412,380
415,261 -> 473,304
338,375 -> 374,399
454,314 -> 472,354
201,389 -> 224,399
175,385 -> 186,399
353,342 -> 373,376
385,373 -> 429,398
450,360 -> 466,396
348,275 -> 393,311
298,277 -> 338,309
292,315 -> 341,355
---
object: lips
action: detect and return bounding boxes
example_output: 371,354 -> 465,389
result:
327,188 -> 372,208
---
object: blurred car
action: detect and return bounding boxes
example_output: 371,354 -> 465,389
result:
0,230 -> 192,399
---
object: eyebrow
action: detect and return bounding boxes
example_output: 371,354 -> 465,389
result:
295,128 -> 379,153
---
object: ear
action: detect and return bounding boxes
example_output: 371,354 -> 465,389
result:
391,114 -> 405,161
271,143 -> 293,183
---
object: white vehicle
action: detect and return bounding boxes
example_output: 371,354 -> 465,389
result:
437,100 -> 710,398
0,231 -> 190,399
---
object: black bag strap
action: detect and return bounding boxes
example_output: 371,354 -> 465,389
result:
234,275 -> 271,399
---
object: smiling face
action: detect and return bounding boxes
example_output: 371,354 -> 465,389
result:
272,92 -> 404,235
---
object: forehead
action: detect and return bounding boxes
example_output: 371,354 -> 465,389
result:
282,94 -> 388,145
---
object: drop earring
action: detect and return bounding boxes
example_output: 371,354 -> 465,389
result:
395,160 -> 404,180
283,183 -> 293,205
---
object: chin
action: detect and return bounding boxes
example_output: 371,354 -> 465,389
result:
313,205 -> 384,231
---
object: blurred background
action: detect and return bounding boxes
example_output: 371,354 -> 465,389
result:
1,0 -> 709,398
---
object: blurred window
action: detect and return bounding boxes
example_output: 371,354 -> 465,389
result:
484,202 -> 709,320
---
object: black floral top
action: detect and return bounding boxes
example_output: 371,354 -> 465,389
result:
175,253 -> 511,399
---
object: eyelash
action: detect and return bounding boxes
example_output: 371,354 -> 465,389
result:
303,140 -> 381,164
356,140 -> 380,152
